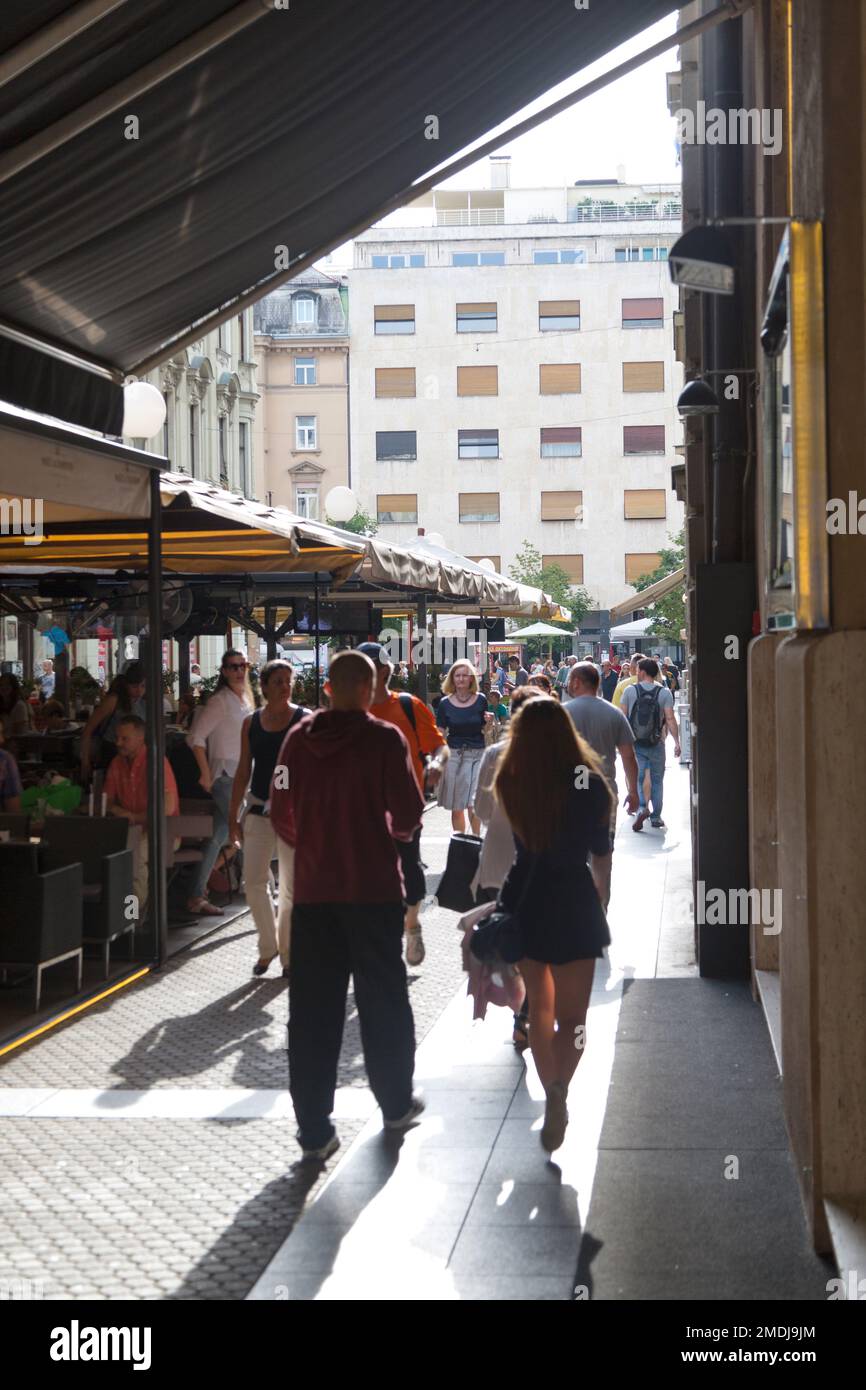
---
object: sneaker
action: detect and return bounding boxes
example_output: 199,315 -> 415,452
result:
299,1130 -> 340,1163
632,810 -> 649,833
540,1081 -> 569,1154
650,817 -> 665,828
406,926 -> 425,967
383,1094 -> 426,1130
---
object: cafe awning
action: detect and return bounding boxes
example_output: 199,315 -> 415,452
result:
609,567 -> 685,625
0,0 -> 675,429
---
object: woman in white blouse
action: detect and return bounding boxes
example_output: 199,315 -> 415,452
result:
185,649 -> 256,916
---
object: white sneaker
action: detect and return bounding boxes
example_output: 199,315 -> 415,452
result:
406,927 -> 425,967
383,1095 -> 425,1130
300,1131 -> 340,1163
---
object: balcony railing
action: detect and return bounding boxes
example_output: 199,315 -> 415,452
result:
569,203 -> 682,222
435,208 -> 505,226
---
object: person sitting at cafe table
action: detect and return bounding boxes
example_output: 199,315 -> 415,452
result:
0,727 -> 23,813
0,672 -> 32,742
104,714 -> 179,917
38,698 -> 72,732
80,661 -> 146,780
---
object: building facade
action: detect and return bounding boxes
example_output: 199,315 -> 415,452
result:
349,168 -> 684,612
126,308 -> 259,495
253,269 -> 349,518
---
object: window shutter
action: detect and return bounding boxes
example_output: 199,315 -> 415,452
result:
375,367 -> 416,398
539,363 -> 581,394
374,304 -> 415,321
457,365 -> 499,396
459,492 -> 500,520
623,424 -> 665,453
622,361 -> 665,392
540,426 -> 582,444
539,300 -> 580,317
457,302 -> 496,315
377,492 -> 417,518
541,490 -> 583,521
624,489 -> 666,519
622,297 -> 663,321
542,553 -> 584,583
625,552 -> 661,584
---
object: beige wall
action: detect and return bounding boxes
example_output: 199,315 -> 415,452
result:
255,338 -> 349,516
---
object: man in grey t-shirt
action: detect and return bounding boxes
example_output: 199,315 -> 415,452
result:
620,658 -> 680,831
563,662 -> 639,908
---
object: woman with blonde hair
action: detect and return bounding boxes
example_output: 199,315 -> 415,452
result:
436,659 -> 493,834
494,697 -> 613,1154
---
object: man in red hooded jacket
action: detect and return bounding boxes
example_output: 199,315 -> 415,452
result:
270,649 -> 425,1161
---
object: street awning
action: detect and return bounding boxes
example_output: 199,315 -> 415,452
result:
0,0 -> 675,428
609,567 -> 685,625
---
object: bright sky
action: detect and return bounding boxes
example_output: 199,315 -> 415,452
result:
320,13 -> 681,268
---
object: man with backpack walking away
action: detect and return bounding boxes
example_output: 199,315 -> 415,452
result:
621,659 -> 680,831
359,642 -> 449,967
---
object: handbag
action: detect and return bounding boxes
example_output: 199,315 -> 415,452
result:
469,853 -> 538,965
435,832 -> 483,912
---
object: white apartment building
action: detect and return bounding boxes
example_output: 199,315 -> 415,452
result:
349,164 -> 684,616
126,308 -> 259,496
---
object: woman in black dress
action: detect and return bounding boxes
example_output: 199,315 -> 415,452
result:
494,696 -> 613,1154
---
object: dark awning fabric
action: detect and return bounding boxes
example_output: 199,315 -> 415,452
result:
0,0 -> 674,429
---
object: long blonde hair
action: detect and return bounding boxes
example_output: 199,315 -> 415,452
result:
493,696 -> 613,853
441,660 -> 479,696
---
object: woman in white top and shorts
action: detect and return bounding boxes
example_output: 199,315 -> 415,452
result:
186,649 -> 255,915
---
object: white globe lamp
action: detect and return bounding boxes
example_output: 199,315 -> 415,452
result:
477,557 -> 496,573
424,532 -> 446,548
122,381 -> 167,440
324,486 -> 357,522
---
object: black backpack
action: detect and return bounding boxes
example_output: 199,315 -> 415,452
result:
628,683 -> 663,746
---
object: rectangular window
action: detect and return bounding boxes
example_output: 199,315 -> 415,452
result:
622,297 -> 664,328
539,363 -> 581,394
189,404 -> 199,477
540,426 -> 582,457
541,491 -> 583,522
374,304 -> 415,334
622,361 -> 665,392
642,247 -> 655,261
656,247 -> 668,260
457,365 -> 498,396
375,367 -> 416,398
377,492 -> 418,523
543,553 -> 584,583
625,553 -> 662,585
459,492 -> 500,522
371,253 -> 423,268
294,296 -> 316,324
239,421 -> 250,495
294,356 -> 317,385
376,430 -> 417,461
218,416 -> 228,477
623,424 -> 665,454
237,314 -> 248,361
218,321 -> 230,353
456,302 -> 497,333
467,554 -> 502,572
294,487 -> 319,520
533,249 -> 585,265
409,254 -> 426,267
452,251 -> 505,266
458,429 -> 499,459
624,489 -> 666,519
296,415 -> 317,449
162,392 -> 171,459
615,249 -> 626,263
539,299 -> 580,331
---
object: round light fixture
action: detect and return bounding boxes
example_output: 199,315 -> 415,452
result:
476,558 -> 496,573
676,377 -> 720,418
122,381 -> 167,440
323,485 -> 357,522
424,532 -> 446,548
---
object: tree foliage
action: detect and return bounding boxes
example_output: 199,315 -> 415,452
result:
326,508 -> 379,536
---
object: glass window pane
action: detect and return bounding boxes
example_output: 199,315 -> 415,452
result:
615,249 -> 626,262
371,255 -> 388,267
534,251 -> 558,264
480,252 -> 505,265
409,254 -> 426,267
375,318 -> 415,334
453,253 -> 478,266
539,314 -> 580,331
376,430 -> 417,461
541,440 -> 582,457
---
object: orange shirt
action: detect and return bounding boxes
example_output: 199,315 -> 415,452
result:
370,691 -> 446,790
104,746 -> 179,819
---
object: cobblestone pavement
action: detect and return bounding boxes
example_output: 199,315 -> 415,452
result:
0,807 -> 466,1299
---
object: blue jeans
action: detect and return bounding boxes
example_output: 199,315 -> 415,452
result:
190,772 -> 233,900
635,742 -> 666,819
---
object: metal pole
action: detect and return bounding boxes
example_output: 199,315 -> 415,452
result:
145,470 -> 167,967
177,639 -> 190,695
417,594 -> 428,704
313,575 -> 321,707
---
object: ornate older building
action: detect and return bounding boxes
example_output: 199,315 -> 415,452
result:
253,268 -> 349,519
126,308 -> 259,495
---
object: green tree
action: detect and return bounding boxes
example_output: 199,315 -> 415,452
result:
326,508 -> 378,536
507,541 -> 592,658
631,529 -> 686,641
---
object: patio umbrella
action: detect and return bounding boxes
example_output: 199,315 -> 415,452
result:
507,619 -> 571,663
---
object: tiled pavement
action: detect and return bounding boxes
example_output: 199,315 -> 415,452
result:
0,805 -> 464,1299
